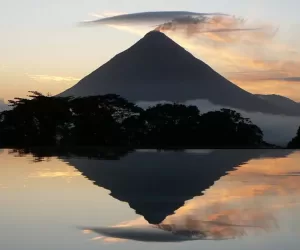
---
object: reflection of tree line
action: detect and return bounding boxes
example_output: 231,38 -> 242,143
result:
0,91 -> 278,148
9,147 -> 132,162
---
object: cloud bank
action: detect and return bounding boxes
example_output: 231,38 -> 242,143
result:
83,11 -> 300,101
27,74 -> 80,83
0,99 -> 8,112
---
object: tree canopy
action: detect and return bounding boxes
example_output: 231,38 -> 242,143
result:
0,92 -> 267,148
288,127 -> 300,148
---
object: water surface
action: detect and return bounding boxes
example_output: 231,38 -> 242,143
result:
1,149 -> 300,250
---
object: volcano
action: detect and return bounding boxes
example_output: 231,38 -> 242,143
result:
60,31 -> 299,116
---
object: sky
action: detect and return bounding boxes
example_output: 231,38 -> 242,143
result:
1,0 -> 300,102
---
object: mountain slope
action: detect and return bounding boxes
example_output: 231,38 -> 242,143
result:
60,31 -> 299,116
256,94 -> 300,113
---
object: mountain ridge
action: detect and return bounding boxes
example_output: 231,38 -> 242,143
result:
59,31 -> 300,116
256,94 -> 300,111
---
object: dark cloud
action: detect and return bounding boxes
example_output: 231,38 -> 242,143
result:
80,226 -> 202,242
81,11 -> 229,26
81,216 -> 277,243
267,77 -> 300,82
80,11 -> 277,50
227,71 -> 300,84
80,11 -> 268,38
80,225 -> 237,242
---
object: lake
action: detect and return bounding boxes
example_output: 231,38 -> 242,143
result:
1,148 -> 300,250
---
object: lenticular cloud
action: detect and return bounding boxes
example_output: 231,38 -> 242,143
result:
81,11 -> 228,26
80,11 -> 270,38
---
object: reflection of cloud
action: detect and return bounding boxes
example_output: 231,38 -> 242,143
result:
83,151 -> 300,243
27,74 -> 80,83
85,11 -> 300,101
159,207 -> 278,240
28,171 -> 81,178
0,150 -> 82,189
81,207 -> 275,242
114,217 -> 148,228
158,152 -> 300,238
81,225 -> 203,242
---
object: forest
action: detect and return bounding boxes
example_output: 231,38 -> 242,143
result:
0,91 -> 298,148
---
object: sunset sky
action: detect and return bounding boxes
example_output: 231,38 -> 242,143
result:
1,0 -> 300,102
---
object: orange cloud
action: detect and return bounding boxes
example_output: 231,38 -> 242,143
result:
27,74 -> 80,83
0,70 -> 81,101
28,171 -> 81,178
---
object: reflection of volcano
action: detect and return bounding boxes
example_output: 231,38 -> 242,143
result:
64,149 -> 292,225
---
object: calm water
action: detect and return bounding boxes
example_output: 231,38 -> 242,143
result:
1,148 -> 300,250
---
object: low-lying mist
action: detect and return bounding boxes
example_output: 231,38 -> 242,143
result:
0,99 -> 7,112
138,100 -> 300,146
1,96 -> 298,146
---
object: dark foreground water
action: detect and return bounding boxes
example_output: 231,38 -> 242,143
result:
1,148 -> 300,250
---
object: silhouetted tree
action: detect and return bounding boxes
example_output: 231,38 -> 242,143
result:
138,103 -> 201,147
0,92 -> 267,148
0,91 -> 72,146
65,94 -> 142,146
287,127 -> 300,148
121,115 -> 147,146
199,109 -> 263,147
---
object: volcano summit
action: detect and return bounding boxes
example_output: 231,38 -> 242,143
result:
60,31 -> 299,116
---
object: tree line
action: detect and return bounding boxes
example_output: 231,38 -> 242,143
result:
0,91 -> 293,148
288,127 -> 300,148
